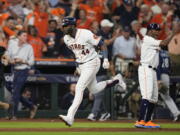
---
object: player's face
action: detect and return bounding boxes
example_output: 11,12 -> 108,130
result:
63,25 -> 74,35
151,30 -> 160,39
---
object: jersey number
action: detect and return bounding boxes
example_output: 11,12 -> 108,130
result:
82,49 -> 90,55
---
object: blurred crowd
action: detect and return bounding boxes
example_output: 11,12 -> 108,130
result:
0,0 -> 179,60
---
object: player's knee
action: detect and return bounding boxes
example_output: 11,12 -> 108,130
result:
76,84 -> 86,92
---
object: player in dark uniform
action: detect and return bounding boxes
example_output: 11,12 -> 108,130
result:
157,49 -> 180,121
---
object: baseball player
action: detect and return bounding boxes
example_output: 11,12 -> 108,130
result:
134,23 -> 177,128
157,49 -> 180,121
59,17 -> 126,126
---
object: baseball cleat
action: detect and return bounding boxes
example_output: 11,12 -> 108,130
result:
113,74 -> 126,90
87,113 -> 96,121
59,115 -> 73,127
134,120 -> 146,128
143,121 -> 160,128
99,113 -> 111,121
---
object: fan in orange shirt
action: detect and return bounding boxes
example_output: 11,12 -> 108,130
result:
2,16 -> 16,38
33,2 -> 49,38
79,0 -> 103,22
27,25 -> 47,58
143,0 -> 157,7
0,0 -> 10,25
0,28 -> 7,48
76,9 -> 91,29
150,3 -> 172,40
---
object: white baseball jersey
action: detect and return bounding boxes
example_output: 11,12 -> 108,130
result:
64,29 -> 101,63
140,35 -> 161,68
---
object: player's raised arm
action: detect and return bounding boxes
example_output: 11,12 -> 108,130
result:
159,28 -> 179,46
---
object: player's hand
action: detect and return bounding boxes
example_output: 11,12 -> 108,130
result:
14,58 -> 23,64
102,58 -> 110,69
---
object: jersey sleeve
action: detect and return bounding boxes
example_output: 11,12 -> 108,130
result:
63,35 -> 69,45
86,30 -> 101,46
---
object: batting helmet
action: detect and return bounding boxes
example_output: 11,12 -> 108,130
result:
147,23 -> 161,31
62,17 -> 76,27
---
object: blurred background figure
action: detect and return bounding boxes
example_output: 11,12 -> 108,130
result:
157,49 -> 180,121
20,88 -> 38,119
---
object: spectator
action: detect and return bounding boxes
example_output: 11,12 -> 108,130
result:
112,0 -> 139,27
21,88 -> 38,119
150,2 -> 173,40
55,0 -> 72,16
61,83 -> 76,110
34,2 -> 49,38
27,25 -> 47,58
8,0 -> 25,18
112,26 -> 137,74
61,83 -> 89,110
75,0 -> 104,23
4,30 -> 34,120
44,19 -> 67,58
90,21 -> 100,35
99,19 -> 122,75
76,9 -> 92,29
0,28 -> 7,48
138,4 -> 152,27
3,16 -> 16,38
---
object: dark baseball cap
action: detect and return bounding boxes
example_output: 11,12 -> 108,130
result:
123,0 -> 133,6
123,26 -> 131,32
147,23 -> 161,31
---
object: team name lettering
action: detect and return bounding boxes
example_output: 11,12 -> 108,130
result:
69,44 -> 85,50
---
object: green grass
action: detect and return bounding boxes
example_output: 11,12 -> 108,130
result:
0,121 -> 179,135
0,132 -> 180,135
0,122 -> 179,128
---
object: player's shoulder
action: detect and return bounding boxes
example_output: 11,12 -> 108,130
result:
63,35 -> 72,44
77,28 -> 92,35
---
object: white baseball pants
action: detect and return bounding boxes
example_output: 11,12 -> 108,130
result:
138,65 -> 158,103
159,74 -> 180,117
67,57 -> 113,121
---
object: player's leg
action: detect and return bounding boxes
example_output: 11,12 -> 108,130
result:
87,74 -> 126,94
135,67 -> 153,128
59,58 -> 101,126
160,74 -> 180,121
144,71 -> 160,128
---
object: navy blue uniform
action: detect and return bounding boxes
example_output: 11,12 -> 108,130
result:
157,50 -> 170,80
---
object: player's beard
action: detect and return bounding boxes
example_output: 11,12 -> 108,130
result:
66,27 -> 74,35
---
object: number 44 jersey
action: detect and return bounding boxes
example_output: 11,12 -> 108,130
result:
64,29 -> 101,63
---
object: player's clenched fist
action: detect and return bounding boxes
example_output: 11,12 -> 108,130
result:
102,58 -> 110,69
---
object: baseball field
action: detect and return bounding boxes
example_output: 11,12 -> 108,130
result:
0,119 -> 179,135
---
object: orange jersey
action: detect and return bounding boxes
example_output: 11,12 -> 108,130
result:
50,8 -> 65,16
0,13 -> 10,25
3,26 -> 16,37
34,12 -> 49,38
143,0 -> 157,7
79,4 -> 102,22
28,35 -> 45,58
77,19 -> 92,29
